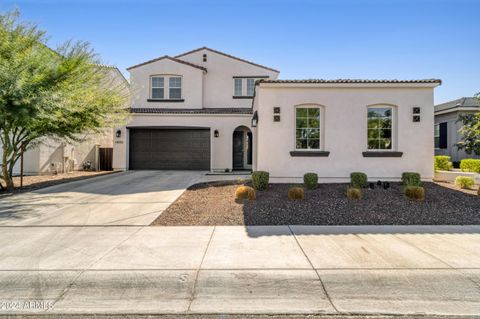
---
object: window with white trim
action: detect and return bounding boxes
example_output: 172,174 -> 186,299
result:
233,77 -> 265,97
151,77 -> 164,99
295,107 -> 321,150
367,107 -> 393,150
169,77 -> 182,99
234,78 -> 243,96
246,78 -> 255,96
434,124 -> 440,149
150,75 -> 182,100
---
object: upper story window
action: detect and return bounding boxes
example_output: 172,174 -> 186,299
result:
169,77 -> 182,99
295,106 -> 321,150
233,77 -> 267,98
367,106 -> 393,150
151,77 -> 164,99
234,78 -> 243,97
150,75 -> 182,100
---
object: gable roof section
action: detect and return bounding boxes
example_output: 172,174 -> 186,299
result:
175,46 -> 280,73
435,97 -> 480,113
126,55 -> 207,72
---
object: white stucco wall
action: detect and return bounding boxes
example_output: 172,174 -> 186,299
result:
254,84 -> 437,182
175,48 -> 279,108
112,114 -> 252,172
129,58 -> 204,109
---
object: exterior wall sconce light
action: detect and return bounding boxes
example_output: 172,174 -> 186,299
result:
214,129 -> 219,138
116,129 -> 122,138
251,111 -> 258,127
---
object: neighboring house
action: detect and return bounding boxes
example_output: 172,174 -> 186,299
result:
434,97 -> 480,163
113,47 -> 441,182
4,66 -> 129,176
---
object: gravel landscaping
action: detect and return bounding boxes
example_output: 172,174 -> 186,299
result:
152,181 -> 480,226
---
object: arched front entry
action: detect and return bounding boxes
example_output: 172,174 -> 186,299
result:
232,126 -> 253,170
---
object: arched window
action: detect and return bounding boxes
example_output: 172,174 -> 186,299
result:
367,105 -> 395,150
295,105 -> 322,150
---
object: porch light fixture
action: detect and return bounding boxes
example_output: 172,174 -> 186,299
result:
214,129 -> 219,138
116,129 -> 122,138
251,111 -> 258,127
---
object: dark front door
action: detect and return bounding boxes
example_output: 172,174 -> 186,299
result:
129,128 -> 210,170
233,131 -> 244,169
99,148 -> 113,171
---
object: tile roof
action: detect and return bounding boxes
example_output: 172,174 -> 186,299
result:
257,79 -> 442,84
126,56 -> 207,72
175,46 -> 280,73
130,108 -> 253,115
435,97 -> 480,113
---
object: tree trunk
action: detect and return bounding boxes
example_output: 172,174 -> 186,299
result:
1,163 -> 14,191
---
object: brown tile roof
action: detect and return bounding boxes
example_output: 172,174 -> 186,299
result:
175,47 -> 280,73
258,79 -> 442,84
131,108 -> 253,115
126,55 -> 207,72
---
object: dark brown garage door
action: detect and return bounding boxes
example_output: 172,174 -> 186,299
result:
129,128 -> 210,170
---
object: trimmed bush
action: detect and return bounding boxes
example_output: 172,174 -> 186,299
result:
460,159 -> 480,173
235,186 -> 256,200
350,172 -> 368,188
401,172 -> 422,186
455,176 -> 475,189
303,173 -> 318,189
288,187 -> 305,200
346,187 -> 362,200
251,171 -> 269,190
434,156 -> 453,171
404,186 -> 425,201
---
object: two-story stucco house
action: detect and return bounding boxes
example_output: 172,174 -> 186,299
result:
113,47 -> 441,182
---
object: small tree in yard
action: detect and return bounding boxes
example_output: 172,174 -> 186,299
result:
0,10 -> 129,191
456,93 -> 480,156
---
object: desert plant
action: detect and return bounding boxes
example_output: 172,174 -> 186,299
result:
346,187 -> 362,199
235,185 -> 256,200
303,173 -> 318,189
434,156 -> 453,171
460,159 -> 480,173
350,172 -> 368,188
251,171 -> 269,191
288,187 -> 305,200
401,172 -> 422,186
404,186 -> 425,201
455,176 -> 475,189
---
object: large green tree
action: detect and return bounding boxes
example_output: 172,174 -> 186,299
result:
0,10 -> 129,190
456,93 -> 480,155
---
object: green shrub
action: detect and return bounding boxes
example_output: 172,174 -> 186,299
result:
350,172 -> 368,188
251,171 -> 269,190
346,187 -> 362,200
404,186 -> 425,201
460,159 -> 480,173
401,172 -> 422,186
235,186 -> 256,200
455,176 -> 475,189
288,187 -> 304,200
303,173 -> 318,189
434,156 -> 453,171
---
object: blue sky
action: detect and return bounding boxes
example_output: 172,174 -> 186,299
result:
1,0 -> 479,103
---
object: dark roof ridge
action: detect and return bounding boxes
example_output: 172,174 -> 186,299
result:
127,55 -> 207,72
257,79 -> 442,84
175,46 -> 280,73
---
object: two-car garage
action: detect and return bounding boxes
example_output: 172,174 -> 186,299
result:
128,128 -> 211,170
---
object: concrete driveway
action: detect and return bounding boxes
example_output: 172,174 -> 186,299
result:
0,170 -> 207,226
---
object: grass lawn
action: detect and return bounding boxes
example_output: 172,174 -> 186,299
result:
152,181 -> 480,226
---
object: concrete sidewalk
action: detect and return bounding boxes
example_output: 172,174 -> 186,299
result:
0,225 -> 479,316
